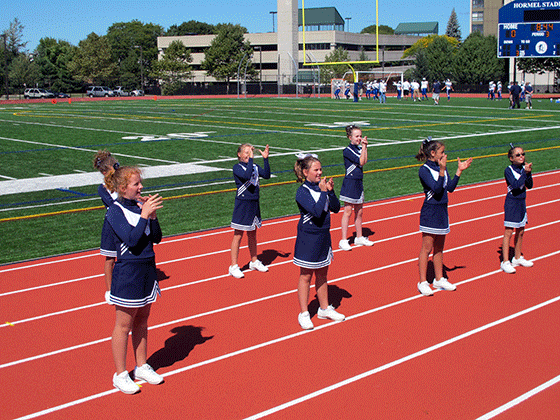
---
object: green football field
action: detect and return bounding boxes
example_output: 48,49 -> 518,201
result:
0,95 -> 559,265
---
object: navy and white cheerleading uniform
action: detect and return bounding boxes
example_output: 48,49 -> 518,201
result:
293,181 -> 341,269
101,198 -> 162,307
98,184 -> 119,209
339,143 -> 364,204
98,184 -> 119,259
231,157 -> 270,231
418,160 -> 460,235
504,164 -> 533,228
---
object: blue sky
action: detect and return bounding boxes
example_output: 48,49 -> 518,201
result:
1,0 -> 470,51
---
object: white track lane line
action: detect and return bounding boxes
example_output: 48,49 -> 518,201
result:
1,225 -> 558,368
1,192 -> 558,299
14,291 -> 560,420
474,374 -> 560,420
243,295 -> 560,420
1,171 -> 557,272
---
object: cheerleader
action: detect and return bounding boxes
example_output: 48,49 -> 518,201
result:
93,150 -> 120,304
339,125 -> 373,251
500,145 -> 533,273
294,154 -> 344,330
416,138 -> 472,296
102,165 -> 164,394
229,143 -> 271,278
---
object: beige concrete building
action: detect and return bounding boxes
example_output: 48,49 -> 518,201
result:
157,30 -> 422,83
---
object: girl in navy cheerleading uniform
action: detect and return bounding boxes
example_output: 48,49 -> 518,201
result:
229,143 -> 271,278
339,125 -> 374,250
93,150 -> 120,304
293,154 -> 345,330
101,166 -> 165,394
500,145 -> 533,274
416,138 -> 472,296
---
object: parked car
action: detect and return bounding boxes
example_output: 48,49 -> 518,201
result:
23,88 -> 56,99
130,89 -> 144,96
53,92 -> 71,98
113,86 -> 129,96
86,86 -> 115,97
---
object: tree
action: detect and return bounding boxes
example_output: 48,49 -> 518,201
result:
353,48 -> 372,72
412,49 -> 430,81
106,21 -> 164,89
2,18 -> 27,56
446,8 -> 462,42
150,40 -> 193,95
320,47 -> 351,83
452,32 -> 506,84
403,35 -> 459,59
35,38 -> 79,92
8,54 -> 40,90
1,18 -> 28,94
201,24 -> 254,92
360,25 -> 394,35
423,36 -> 458,82
166,21 -> 215,36
517,57 -> 560,75
68,33 -> 118,85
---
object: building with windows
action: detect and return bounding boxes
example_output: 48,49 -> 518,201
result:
470,0 -> 514,36
157,7 -> 422,83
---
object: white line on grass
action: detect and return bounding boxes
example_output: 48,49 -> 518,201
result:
0,133 -> 180,164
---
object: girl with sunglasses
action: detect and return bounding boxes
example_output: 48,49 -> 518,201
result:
500,145 -> 534,273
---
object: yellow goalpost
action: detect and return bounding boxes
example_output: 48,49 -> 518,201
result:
301,0 -> 380,82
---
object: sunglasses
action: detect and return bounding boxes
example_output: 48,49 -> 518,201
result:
514,152 -> 525,157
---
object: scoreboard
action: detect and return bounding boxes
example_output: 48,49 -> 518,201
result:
497,1 -> 560,58
498,22 -> 560,57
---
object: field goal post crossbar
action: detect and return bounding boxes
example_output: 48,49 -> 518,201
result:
301,0 -> 380,84
331,71 -> 404,99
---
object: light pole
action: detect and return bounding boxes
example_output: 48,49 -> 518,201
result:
345,17 -> 352,32
254,46 -> 262,93
270,11 -> 277,32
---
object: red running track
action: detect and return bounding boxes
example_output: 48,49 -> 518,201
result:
1,171 -> 559,419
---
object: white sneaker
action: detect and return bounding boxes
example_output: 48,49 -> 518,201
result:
113,371 -> 140,394
249,259 -> 268,272
417,281 -> 434,296
317,305 -> 345,321
339,239 -> 352,251
105,291 -> 113,305
354,236 -> 374,247
501,260 -> 516,274
228,264 -> 244,278
433,277 -> 456,291
512,256 -> 533,267
133,363 -> 164,385
298,311 -> 314,330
